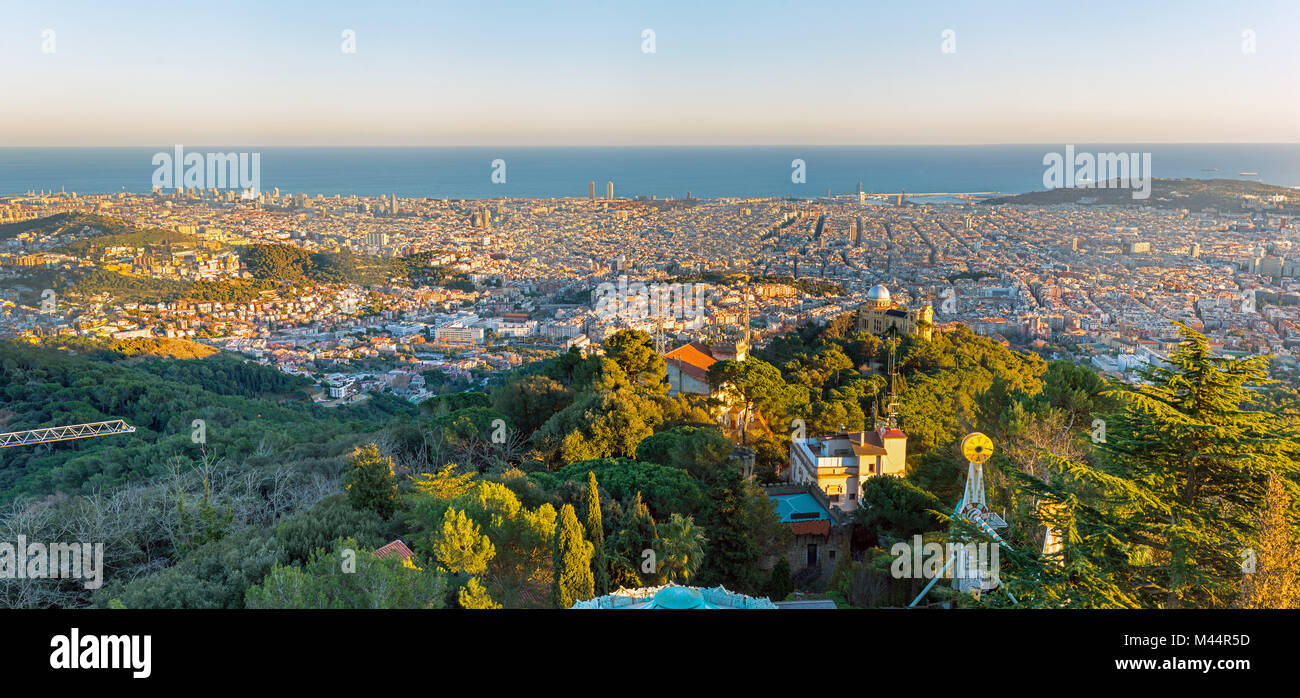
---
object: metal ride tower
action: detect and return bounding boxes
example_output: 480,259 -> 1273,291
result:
909,431 -> 1017,606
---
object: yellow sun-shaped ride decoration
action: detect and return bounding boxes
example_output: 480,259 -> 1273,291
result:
960,432 -> 994,464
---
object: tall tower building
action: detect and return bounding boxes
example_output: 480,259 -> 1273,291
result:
606,181 -> 614,200
589,181 -> 596,201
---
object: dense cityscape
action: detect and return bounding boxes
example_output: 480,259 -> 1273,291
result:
4,181 -> 1298,402
1,0 -> 1297,683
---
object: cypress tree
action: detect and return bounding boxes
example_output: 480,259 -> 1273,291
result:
608,492 -> 658,588
551,504 -> 594,608
585,472 -> 611,595
764,557 -> 795,602
698,465 -> 763,592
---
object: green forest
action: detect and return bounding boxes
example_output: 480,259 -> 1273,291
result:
8,213 -> 477,306
0,312 -> 1296,610
983,177 -> 1300,213
0,212 -> 186,242
241,244 -> 475,291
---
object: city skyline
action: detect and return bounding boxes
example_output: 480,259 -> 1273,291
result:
2,0 -> 1298,146
1,0 -> 1297,676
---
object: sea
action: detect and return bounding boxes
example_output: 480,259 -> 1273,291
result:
1,144 -> 1297,201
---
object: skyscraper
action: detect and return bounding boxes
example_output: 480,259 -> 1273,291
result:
606,181 -> 614,200
589,181 -> 595,201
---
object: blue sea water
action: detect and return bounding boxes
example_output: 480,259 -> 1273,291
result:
1,145 -> 1297,199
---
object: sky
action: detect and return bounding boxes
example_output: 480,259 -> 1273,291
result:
1,0 -> 1297,146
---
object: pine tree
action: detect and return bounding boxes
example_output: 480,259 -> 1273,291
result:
585,472 -> 610,595
999,454 -> 1147,608
344,443 -> 400,519
1099,325 -> 1296,607
1002,325 -> 1298,608
433,508 -> 495,576
458,577 -> 503,609
551,504 -> 594,608
410,463 -> 476,500
1236,474 -> 1300,609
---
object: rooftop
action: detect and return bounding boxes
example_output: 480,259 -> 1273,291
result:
571,584 -> 779,610
663,341 -> 719,382
770,493 -> 832,524
373,539 -> 414,562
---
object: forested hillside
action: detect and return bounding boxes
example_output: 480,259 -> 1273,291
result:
1,315 -> 1296,610
241,244 -> 475,290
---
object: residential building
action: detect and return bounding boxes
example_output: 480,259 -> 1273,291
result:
788,426 -> 908,512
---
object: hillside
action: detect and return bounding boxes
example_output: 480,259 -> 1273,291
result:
0,317 -> 1294,610
0,211 -> 199,246
982,177 -> 1300,212
6,213 -> 476,305
0,340 -> 415,500
242,244 -> 476,290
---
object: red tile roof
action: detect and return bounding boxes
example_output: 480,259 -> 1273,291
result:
790,520 -> 831,536
664,341 -> 718,384
839,429 -> 906,450
374,539 -> 414,562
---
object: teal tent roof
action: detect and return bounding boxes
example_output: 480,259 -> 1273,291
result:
641,586 -> 718,609
569,583 -> 779,609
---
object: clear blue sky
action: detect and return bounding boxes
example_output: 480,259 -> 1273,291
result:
1,0 -> 1296,145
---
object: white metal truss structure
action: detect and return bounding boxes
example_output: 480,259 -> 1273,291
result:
0,420 -> 136,448
909,457 -> 1018,606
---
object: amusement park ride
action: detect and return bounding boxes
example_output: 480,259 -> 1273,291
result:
908,431 -> 1062,607
0,420 -> 136,448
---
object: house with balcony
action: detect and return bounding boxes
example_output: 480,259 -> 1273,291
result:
788,427 -> 908,513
